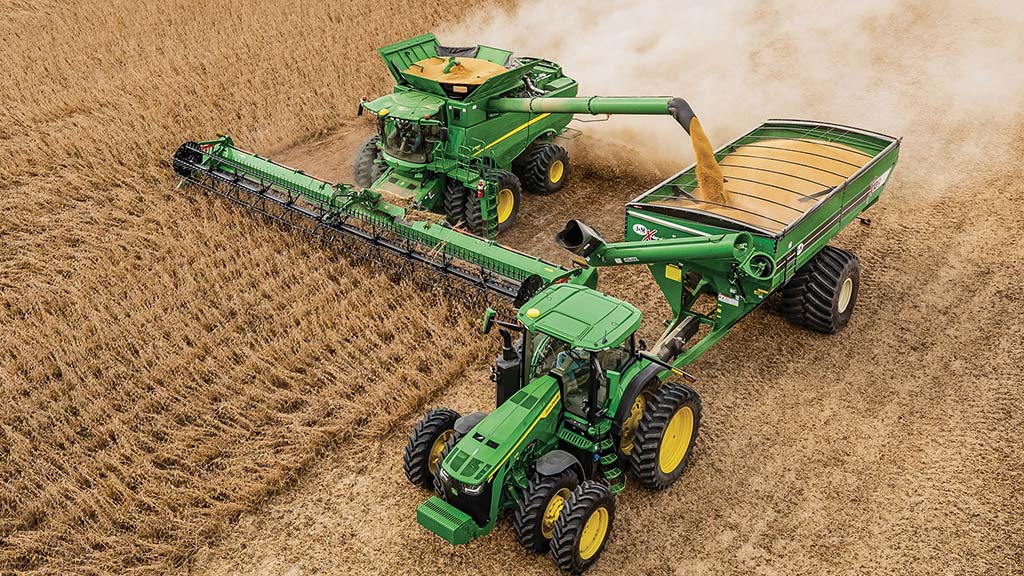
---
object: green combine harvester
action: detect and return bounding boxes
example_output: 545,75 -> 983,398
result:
351,33 -> 708,238
172,33 -> 900,575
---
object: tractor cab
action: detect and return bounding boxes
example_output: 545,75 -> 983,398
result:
360,92 -> 446,165
516,284 -> 641,423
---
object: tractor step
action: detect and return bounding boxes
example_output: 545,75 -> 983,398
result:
599,453 -> 618,466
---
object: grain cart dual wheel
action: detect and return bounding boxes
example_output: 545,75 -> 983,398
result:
353,134 -> 386,188
514,142 -> 570,195
403,408 -> 460,488
781,246 -> 861,334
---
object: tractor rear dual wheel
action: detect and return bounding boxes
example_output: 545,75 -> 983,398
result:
631,383 -> 702,490
515,142 -> 570,195
466,170 -> 521,235
781,245 -> 861,333
550,480 -> 616,574
353,134 -> 385,188
402,407 -> 460,489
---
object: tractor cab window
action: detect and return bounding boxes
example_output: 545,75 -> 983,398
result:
550,347 -> 594,418
380,118 -> 441,164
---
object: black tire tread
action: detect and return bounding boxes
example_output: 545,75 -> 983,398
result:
402,407 -> 460,489
353,134 -> 384,188
550,480 -> 615,574
513,468 -> 578,554
517,143 -> 569,195
466,169 -> 521,236
443,180 -> 469,227
780,246 -> 860,334
631,383 -> 702,490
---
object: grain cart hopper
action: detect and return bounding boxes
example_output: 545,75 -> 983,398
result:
354,33 -> 719,238
403,120 -> 900,573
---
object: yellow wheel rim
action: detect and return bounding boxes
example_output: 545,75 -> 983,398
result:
549,160 -> 564,184
619,393 -> 647,455
658,406 -> 694,474
541,487 -> 571,539
838,277 -> 854,313
578,506 -> 609,560
428,429 -> 454,476
496,187 -> 514,224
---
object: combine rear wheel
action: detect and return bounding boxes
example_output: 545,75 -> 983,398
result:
631,383 -> 702,490
402,407 -> 460,489
353,134 -> 385,188
466,170 -> 521,235
513,469 -> 579,553
516,143 -> 570,195
550,481 -> 615,574
780,246 -> 860,333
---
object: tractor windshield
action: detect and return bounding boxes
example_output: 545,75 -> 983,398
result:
526,332 -> 632,420
380,118 -> 441,164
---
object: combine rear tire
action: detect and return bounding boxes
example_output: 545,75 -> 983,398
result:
403,407 -> 460,489
443,180 -> 469,227
780,246 -> 860,334
550,481 -> 615,574
466,170 -> 521,235
631,383 -> 702,490
516,143 -> 570,195
353,134 -> 385,188
514,469 -> 579,554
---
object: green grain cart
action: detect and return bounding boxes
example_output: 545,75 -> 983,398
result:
355,33 -> 703,238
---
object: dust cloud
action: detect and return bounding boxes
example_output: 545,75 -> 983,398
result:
447,0 -> 1024,187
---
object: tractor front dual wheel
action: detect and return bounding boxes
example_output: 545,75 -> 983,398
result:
631,383 -> 702,490
466,170 -> 521,235
781,245 -> 861,334
516,143 -> 570,195
513,469 -> 579,553
550,480 -> 616,574
402,407 -> 460,489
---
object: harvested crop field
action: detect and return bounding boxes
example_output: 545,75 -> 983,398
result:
1,1 -> 1021,575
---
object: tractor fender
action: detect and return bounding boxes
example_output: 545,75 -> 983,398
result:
535,449 -> 584,481
612,362 -> 665,433
454,411 -> 488,435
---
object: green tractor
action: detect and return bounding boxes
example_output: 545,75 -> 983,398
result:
355,33 -> 700,238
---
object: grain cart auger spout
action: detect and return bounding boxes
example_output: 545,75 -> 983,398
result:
405,119 -> 900,573
171,136 -> 568,304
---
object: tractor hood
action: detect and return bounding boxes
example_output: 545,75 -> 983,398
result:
517,284 -> 641,350
362,91 -> 444,121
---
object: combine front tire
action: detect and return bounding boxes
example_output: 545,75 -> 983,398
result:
550,481 -> 615,574
631,383 -> 702,490
517,143 -> 570,195
353,134 -> 385,188
443,180 -> 469,227
513,469 -> 579,553
402,407 -> 460,489
466,170 -> 521,235
780,246 -> 860,334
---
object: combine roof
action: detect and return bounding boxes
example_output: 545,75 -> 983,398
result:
517,284 -> 641,350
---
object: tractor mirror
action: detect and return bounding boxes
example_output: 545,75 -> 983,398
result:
481,308 -> 496,334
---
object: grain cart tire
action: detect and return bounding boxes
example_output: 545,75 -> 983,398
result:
431,430 -> 463,498
403,407 -> 460,489
514,468 -> 579,553
443,180 -> 470,227
516,143 -> 570,195
353,134 -> 385,188
466,170 -> 521,235
550,481 -> 615,574
631,383 -> 702,490
780,246 -> 860,334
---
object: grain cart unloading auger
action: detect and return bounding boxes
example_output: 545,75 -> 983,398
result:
352,33 -> 718,238
172,37 -> 900,573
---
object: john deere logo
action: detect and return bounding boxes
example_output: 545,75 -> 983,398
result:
632,223 -> 659,241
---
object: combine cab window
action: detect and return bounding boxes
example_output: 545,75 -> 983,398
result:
381,119 -> 441,164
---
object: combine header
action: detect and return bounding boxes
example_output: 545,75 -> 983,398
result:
173,32 -> 900,575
